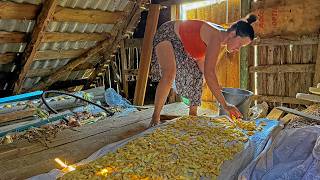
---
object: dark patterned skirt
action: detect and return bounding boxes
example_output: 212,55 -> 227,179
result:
151,21 -> 203,106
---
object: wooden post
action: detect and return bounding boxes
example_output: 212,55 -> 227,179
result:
120,40 -> 129,98
13,0 -> 59,94
313,36 -> 320,86
240,0 -> 251,89
133,4 -> 160,106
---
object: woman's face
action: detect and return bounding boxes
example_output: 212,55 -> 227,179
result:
226,35 -> 252,53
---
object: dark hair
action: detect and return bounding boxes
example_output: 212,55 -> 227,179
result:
228,14 -> 257,40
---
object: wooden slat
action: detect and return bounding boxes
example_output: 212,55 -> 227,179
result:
252,36 -> 319,46
26,68 -> 94,78
0,53 -> 15,64
42,32 -> 110,43
252,95 -> 312,105
296,93 -> 320,103
134,4 -> 160,106
0,1 -> 39,20
313,40 -> 320,86
249,64 -> 315,74
0,32 -> 25,43
266,108 -> 285,120
34,49 -> 85,60
26,0 -> 145,92
0,109 -> 36,124
13,0 -> 59,94
124,38 -> 143,48
53,6 -> 126,24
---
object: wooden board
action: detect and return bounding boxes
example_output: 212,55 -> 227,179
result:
266,108 -> 285,120
252,1 -> 320,37
296,93 -> 320,103
252,95 -> 312,105
34,49 -> 86,61
13,0 -> 59,94
0,109 -> 36,124
0,53 -> 15,65
252,35 -> 319,46
53,6 -> 126,24
0,31 -> 25,43
249,64 -> 315,74
309,87 -> 320,95
313,40 -> 320,86
0,103 -> 204,179
133,4 -> 160,106
42,32 -> 110,43
0,1 -> 39,20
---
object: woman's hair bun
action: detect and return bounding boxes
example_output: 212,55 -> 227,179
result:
246,14 -> 257,24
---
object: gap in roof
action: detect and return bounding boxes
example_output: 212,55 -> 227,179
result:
181,0 -> 226,20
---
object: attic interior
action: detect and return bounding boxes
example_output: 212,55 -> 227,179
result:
0,0 -> 319,179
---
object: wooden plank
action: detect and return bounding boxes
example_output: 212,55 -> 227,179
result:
266,108 -> 285,120
34,49 -> 85,60
120,40 -> 129,98
252,95 -> 312,105
252,35 -> 319,46
13,0 -> 59,94
0,32 -> 25,43
134,4 -> 160,106
0,103 -> 191,179
296,93 -> 320,103
252,1 -> 320,37
240,0 -> 251,89
309,87 -> 320,95
26,68 -> 94,78
0,109 -> 36,124
53,6 -> 126,24
42,32 -> 111,43
0,1 -> 39,20
0,53 -> 15,64
249,64 -> 315,74
124,38 -> 143,48
276,106 -> 320,122
26,0 -> 146,92
313,40 -> 320,86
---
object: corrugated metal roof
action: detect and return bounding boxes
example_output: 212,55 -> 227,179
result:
0,0 -> 136,92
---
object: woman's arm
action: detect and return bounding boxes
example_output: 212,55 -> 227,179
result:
204,36 -> 242,118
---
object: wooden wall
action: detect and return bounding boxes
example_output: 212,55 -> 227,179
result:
185,0 -> 241,103
249,0 -> 320,107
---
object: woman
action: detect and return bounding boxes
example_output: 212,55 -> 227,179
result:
150,14 -> 257,126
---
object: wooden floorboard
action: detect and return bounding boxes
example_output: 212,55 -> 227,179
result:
0,103 -> 215,179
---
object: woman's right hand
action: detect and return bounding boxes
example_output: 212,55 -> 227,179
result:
224,104 -> 243,119
149,115 -> 160,127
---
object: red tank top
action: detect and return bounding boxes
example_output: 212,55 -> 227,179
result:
179,20 -> 207,60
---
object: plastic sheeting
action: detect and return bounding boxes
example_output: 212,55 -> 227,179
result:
29,118 -> 280,180
239,126 -> 320,180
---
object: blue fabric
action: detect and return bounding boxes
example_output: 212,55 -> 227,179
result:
104,88 -> 133,108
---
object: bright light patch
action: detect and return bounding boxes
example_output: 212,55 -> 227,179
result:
181,0 -> 225,20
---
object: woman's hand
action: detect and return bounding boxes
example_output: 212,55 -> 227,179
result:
224,104 -> 243,119
149,115 -> 160,127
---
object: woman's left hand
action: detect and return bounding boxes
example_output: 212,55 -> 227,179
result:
224,104 -> 243,119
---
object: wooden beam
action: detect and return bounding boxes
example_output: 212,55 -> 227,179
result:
134,4 -> 160,106
252,95 -> 312,105
13,0 -> 59,94
42,32 -> 111,43
313,38 -> 320,86
53,6 -> 126,24
26,0 -> 146,92
0,53 -> 16,64
252,35 -> 319,46
249,64 -> 315,74
120,40 -> 129,98
26,68 -> 94,78
34,49 -> 85,61
0,32 -> 25,43
0,109 -> 36,124
240,0 -> 251,89
0,1 -> 39,20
